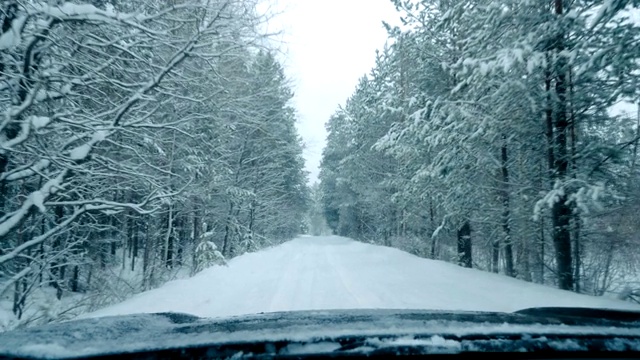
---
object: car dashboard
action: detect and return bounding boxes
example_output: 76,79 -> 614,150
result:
0,307 -> 640,359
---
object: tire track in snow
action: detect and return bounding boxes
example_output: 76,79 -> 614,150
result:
87,236 -> 640,319
267,246 -> 303,312
268,239 -> 365,311
322,243 -> 383,308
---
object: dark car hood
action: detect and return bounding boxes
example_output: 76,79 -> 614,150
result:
2,308 -> 640,359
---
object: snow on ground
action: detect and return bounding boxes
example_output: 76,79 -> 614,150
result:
86,236 -> 640,319
0,248 -> 191,332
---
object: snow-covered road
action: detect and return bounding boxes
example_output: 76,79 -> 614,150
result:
88,236 -> 639,319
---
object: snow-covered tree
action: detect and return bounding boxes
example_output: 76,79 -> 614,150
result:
0,0 -> 309,327
319,0 -> 640,294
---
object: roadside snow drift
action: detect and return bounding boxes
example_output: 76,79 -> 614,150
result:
87,236 -> 639,319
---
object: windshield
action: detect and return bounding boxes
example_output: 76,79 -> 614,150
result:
1,0 -> 640,335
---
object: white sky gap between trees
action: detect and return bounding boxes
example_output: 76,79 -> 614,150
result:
261,0 -> 400,184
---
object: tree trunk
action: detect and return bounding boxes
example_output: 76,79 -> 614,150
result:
13,281 -> 22,319
491,239 -> 500,273
521,236 -> 532,282
550,0 -> 573,291
71,265 -> 79,292
192,204 -> 201,272
598,242 -> 615,296
58,262 -> 65,300
573,214 -> 581,292
501,139 -> 515,277
126,211 -> 133,260
131,218 -> 138,272
457,220 -> 472,268
569,67 -> 581,293
174,216 -> 183,266
110,190 -> 119,257
163,209 -> 171,265
545,53 -> 555,180
0,3 -> 31,216
111,241 -> 116,257
632,103 -> 640,171
51,205 -> 64,299
429,199 -> 438,259
86,266 -> 92,288
552,199 -> 573,290
142,222 -> 152,289
13,218 -> 27,318
222,201 -> 235,256
164,206 -> 174,267
534,161 -> 546,284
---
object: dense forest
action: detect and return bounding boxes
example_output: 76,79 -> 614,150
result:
3,0 -> 640,332
320,0 -> 640,297
0,0 -> 309,329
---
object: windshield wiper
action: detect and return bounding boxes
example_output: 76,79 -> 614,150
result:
515,307 -> 640,323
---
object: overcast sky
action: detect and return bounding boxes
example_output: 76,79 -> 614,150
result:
262,0 -> 400,184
